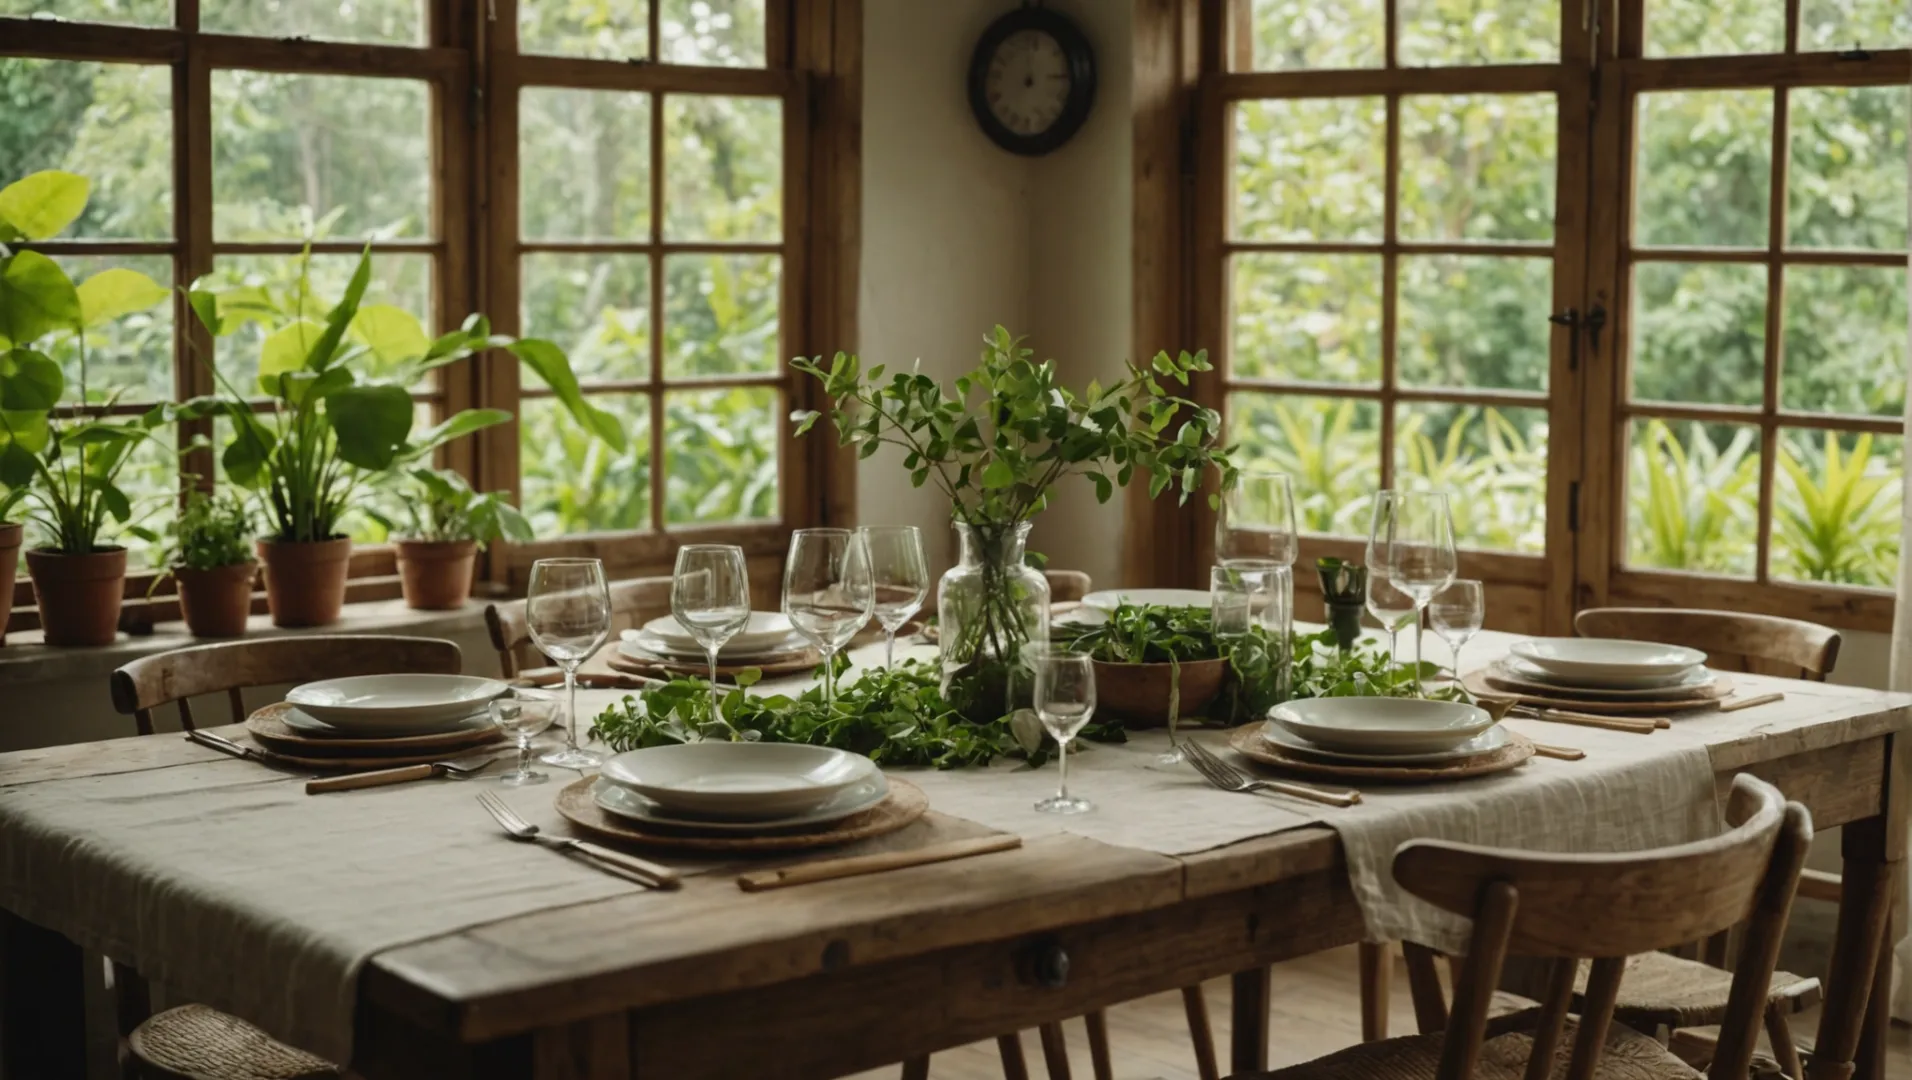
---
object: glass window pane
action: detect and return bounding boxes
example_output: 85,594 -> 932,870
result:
1788,87 -> 1909,252
1244,0 -> 1384,71
661,0 -> 765,66
523,253 -> 651,384
1782,265 -> 1908,418
212,72 -> 431,242
1399,256 -> 1553,392
1400,94 -> 1555,242
1645,0 -> 1783,57
109,427 -> 176,553
1234,98 -> 1386,241
664,387 -> 777,525
0,60 -> 172,239
520,88 -> 651,242
1773,428 -> 1901,588
208,253 -> 432,392
0,0 -> 168,23
203,0 -> 421,45
1398,0 -> 1559,66
1630,261 -> 1766,407
520,0 -> 650,60
49,255 -> 173,403
1635,91 -> 1772,249
1802,0 -> 1912,52
1228,392 -> 1380,536
1230,254 -> 1380,385
1624,418 -> 1760,576
521,393 -> 652,534
664,95 -> 781,242
1396,403 -> 1548,553
663,253 -> 779,378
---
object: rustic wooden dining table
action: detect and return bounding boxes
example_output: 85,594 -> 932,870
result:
0,628 -> 1905,1080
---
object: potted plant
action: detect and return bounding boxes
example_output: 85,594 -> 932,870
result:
1054,602 -> 1231,729
184,250 -> 620,626
0,170 -> 174,646
156,490 -> 257,637
795,326 -> 1234,720
377,467 -> 533,610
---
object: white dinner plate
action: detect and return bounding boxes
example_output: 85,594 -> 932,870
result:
1501,656 -> 1715,693
641,612 -> 795,655
1271,697 -> 1495,756
1260,720 -> 1510,764
599,742 -> 883,820
280,708 -> 496,739
1509,637 -> 1706,680
285,674 -> 510,731
1082,588 -> 1213,612
591,774 -> 889,832
618,633 -> 809,664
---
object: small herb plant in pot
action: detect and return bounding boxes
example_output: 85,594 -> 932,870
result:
0,171 -> 174,646
160,490 -> 257,638
377,467 -> 533,610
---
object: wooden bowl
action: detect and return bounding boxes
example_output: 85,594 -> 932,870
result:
1091,657 -> 1229,728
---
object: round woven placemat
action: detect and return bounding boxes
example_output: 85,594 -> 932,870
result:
1228,722 -> 1535,782
1479,661 -> 1729,703
554,774 -> 928,852
1461,670 -> 1725,716
607,646 -> 822,681
239,703 -> 503,770
247,702 -> 505,756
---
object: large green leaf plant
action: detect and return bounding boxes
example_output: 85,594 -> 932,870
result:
183,249 -> 624,542
0,170 -> 174,553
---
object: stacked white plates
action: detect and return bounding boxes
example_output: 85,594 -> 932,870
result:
1506,638 -> 1709,691
283,674 -> 511,736
1264,697 -> 1504,764
621,613 -> 806,663
594,743 -> 888,831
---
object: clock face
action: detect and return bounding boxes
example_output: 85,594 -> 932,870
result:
982,29 -> 1074,139
967,8 -> 1097,157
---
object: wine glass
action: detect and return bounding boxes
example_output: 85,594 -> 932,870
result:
1030,646 -> 1095,815
1217,470 -> 1300,567
1364,565 -> 1418,694
859,525 -> 929,669
1369,490 -> 1457,697
1430,579 -> 1485,684
489,695 -> 558,786
672,544 -> 752,725
782,528 -> 874,704
526,557 -> 612,769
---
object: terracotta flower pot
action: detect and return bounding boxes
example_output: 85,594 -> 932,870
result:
26,546 -> 128,648
0,523 -> 20,647
1091,656 -> 1230,729
175,561 -> 258,638
257,537 -> 352,628
394,539 -> 477,611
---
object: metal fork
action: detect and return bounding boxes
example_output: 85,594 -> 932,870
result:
476,791 -> 682,890
1183,740 -> 1362,807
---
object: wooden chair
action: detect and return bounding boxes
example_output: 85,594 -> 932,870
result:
485,574 -> 673,679
1045,569 -> 1092,603
1227,773 -> 1813,1080
107,634 -> 465,1079
110,634 -> 464,736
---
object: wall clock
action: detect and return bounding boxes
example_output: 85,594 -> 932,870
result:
967,5 -> 1097,157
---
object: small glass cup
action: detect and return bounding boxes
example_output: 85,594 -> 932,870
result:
491,696 -> 559,787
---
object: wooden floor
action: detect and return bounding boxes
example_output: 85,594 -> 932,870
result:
850,945 -> 1912,1080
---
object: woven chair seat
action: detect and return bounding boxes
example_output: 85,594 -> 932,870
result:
1576,951 -> 1821,1029
127,1004 -> 339,1080
1229,1018 -> 1701,1080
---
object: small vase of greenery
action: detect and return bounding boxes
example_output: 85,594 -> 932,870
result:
161,490 -> 258,638
378,467 -> 534,611
1054,603 -> 1232,730
1315,557 -> 1367,653
794,326 -> 1233,720
1,170 -> 175,646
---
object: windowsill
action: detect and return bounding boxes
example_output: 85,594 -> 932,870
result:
0,599 -> 493,688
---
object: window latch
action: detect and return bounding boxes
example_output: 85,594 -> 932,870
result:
1549,304 -> 1607,371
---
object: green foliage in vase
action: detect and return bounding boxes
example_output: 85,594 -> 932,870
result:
161,489 -> 254,571
0,170 -> 174,551
371,467 -> 535,548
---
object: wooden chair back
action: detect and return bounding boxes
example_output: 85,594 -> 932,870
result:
1044,570 -> 1091,603
110,635 -> 464,736
485,575 -> 673,678
1573,608 -> 1840,681
1392,774 -> 1810,1080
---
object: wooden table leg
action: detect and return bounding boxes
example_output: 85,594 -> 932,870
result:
1806,816 -> 1898,1080
996,1033 -> 1031,1080
1358,942 -> 1391,1041
899,1056 -> 930,1080
1180,985 -> 1220,1080
1230,966 -> 1271,1075
1037,1022 -> 1071,1080
1083,1010 -> 1113,1080
0,908 -> 87,1080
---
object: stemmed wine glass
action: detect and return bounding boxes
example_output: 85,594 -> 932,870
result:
782,528 -> 874,704
672,544 -> 752,725
1364,565 -> 1418,694
1030,646 -> 1096,815
1368,491 -> 1457,697
526,557 -> 612,769
489,695 -> 558,786
1430,579 -> 1485,685
859,525 -> 929,669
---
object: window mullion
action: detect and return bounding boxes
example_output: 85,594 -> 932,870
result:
649,89 -> 667,534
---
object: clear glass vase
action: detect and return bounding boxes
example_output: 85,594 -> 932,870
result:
937,521 -> 1050,721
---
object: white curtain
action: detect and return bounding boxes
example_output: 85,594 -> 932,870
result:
1891,95 -> 1912,1021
